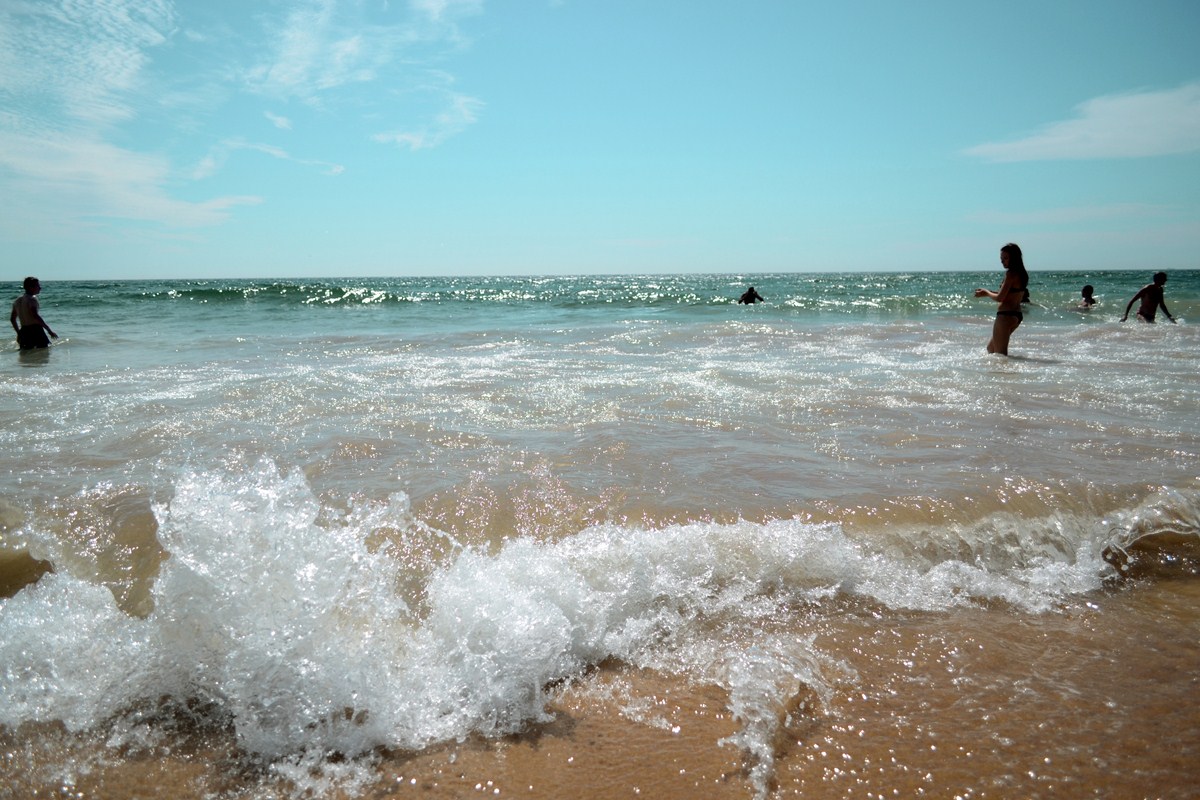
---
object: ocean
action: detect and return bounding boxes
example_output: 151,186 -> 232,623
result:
2,269 -> 1199,799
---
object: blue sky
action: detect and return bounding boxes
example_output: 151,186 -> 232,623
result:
2,0 -> 1199,280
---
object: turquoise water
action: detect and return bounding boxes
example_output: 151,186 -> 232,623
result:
3,270 -> 1199,798
9,269 -> 1199,506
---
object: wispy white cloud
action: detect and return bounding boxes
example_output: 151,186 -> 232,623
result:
243,0 -> 485,146
965,82 -> 1200,162
0,130 -> 261,228
244,0 -> 375,100
243,0 -> 478,102
193,139 -> 345,179
0,0 -> 484,244
410,0 -> 485,24
372,89 -> 483,150
0,0 -> 174,128
0,0 -> 259,229
265,111 -> 293,130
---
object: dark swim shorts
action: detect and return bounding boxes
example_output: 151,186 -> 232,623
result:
17,326 -> 51,349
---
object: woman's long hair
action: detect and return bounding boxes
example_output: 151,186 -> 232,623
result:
1001,242 -> 1029,290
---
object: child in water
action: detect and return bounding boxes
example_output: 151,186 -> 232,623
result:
1077,284 -> 1096,311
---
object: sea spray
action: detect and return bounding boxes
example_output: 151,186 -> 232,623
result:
147,462 -> 418,758
6,465 -> 1200,799
0,571 -> 148,731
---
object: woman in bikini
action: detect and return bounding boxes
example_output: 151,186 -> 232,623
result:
974,243 -> 1028,355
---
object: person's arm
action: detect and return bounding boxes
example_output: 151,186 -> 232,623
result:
29,298 -> 56,338
37,313 -> 57,338
975,271 -> 1016,303
1160,298 -> 1177,323
10,302 -> 18,335
1120,288 -> 1145,321
36,312 -> 57,338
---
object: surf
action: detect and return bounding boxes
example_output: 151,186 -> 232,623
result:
5,463 -> 1196,796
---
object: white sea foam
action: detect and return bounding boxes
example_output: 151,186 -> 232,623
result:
1,464 -> 1194,795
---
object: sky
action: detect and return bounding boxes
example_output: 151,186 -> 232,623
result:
2,0 -> 1199,280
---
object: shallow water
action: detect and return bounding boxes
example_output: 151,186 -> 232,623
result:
2,271 -> 1199,798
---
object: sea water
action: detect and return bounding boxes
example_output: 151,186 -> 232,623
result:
2,270 -> 1199,799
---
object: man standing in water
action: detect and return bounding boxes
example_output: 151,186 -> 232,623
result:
11,277 -> 58,349
1121,272 -> 1176,323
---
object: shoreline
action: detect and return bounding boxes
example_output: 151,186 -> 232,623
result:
5,581 -> 1198,799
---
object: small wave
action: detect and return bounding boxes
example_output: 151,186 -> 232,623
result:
2,465 -> 1198,796
1099,487 -> 1200,578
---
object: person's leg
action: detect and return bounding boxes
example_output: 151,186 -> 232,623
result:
988,316 -> 1020,355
